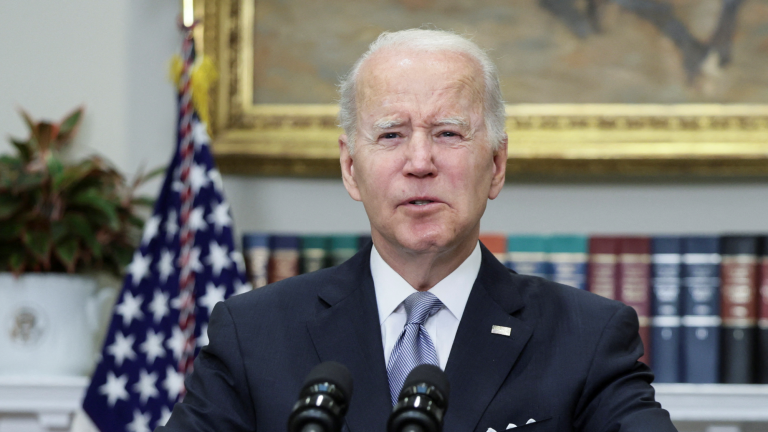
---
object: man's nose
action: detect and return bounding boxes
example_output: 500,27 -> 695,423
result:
403,132 -> 437,178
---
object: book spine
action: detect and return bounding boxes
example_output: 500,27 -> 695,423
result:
588,237 -> 619,300
720,236 -> 759,384
681,237 -> 721,383
242,233 -> 270,289
330,235 -> 359,266
479,234 -> 507,264
506,235 -> 548,277
268,236 -> 301,284
651,237 -> 682,383
301,236 -> 330,274
549,252 -> 588,290
618,237 -> 652,366
758,240 -> 768,384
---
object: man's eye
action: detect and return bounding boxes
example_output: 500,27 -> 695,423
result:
381,133 -> 399,139
439,131 -> 459,138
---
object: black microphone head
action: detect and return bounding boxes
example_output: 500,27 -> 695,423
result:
302,361 -> 354,402
399,364 -> 450,406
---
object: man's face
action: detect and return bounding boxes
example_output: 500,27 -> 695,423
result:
340,48 -> 507,257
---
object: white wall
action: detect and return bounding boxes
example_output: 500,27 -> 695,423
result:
223,177 -> 768,237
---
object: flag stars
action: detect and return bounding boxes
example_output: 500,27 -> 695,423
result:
128,251 -> 152,287
188,207 -> 207,232
166,326 -> 186,361
208,168 -> 223,192
163,366 -> 185,401
157,249 -> 175,284
192,121 -> 211,147
197,323 -> 209,347
116,292 -> 144,327
206,241 -> 231,277
207,202 -> 232,233
99,371 -> 129,407
200,282 -> 226,313
231,250 -> 246,274
188,246 -> 204,273
133,370 -> 160,404
148,289 -> 170,324
139,329 -> 166,364
107,331 -> 136,367
165,210 -> 179,241
159,407 -> 173,427
234,279 -> 254,295
141,215 -> 161,246
189,162 -> 210,194
126,409 -> 151,432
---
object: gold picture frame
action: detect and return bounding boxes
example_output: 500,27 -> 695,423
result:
199,0 -> 768,177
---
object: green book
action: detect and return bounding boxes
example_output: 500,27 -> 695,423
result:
330,235 -> 359,266
301,235 -> 330,274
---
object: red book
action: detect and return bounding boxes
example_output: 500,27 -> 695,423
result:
479,233 -> 507,264
759,239 -> 768,383
588,237 -> 619,300
617,237 -> 652,366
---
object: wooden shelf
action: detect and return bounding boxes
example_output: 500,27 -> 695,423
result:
654,384 -> 768,422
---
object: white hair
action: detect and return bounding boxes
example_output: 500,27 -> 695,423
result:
338,28 -> 506,154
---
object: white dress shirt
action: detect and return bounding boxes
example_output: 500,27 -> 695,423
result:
370,242 -> 482,370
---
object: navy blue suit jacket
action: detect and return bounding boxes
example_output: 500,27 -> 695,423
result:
159,243 -> 676,432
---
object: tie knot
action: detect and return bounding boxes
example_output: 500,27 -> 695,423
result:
404,291 -> 443,325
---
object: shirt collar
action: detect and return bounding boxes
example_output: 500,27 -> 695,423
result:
371,242 -> 482,324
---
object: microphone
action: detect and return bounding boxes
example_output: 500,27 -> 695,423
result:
388,364 -> 450,432
287,361 -> 354,432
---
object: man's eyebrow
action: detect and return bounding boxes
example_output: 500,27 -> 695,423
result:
373,119 -> 405,130
434,117 -> 469,127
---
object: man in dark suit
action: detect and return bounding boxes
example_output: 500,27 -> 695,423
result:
160,29 -> 677,432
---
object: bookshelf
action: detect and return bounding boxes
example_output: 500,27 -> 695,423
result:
654,384 -> 768,422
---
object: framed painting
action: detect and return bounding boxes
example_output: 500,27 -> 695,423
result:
198,0 -> 768,177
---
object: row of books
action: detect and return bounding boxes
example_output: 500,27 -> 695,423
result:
241,232 -> 768,385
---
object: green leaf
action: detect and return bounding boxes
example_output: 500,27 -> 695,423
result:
13,171 -> 45,192
23,229 -> 51,264
9,251 -> 25,274
0,222 -> 22,240
50,220 -> 68,243
54,237 -> 79,272
10,138 -> 33,162
56,107 -> 84,144
0,194 -> 21,219
69,188 -> 119,230
57,162 -> 95,192
46,154 -> 65,190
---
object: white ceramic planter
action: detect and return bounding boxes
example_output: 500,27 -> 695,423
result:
0,273 -> 109,376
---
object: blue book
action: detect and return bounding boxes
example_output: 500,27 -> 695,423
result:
681,236 -> 721,383
650,236 -> 683,383
548,235 -> 588,289
242,233 -> 270,289
507,235 -> 548,278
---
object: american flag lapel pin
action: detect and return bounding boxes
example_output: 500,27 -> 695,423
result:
491,325 -> 512,336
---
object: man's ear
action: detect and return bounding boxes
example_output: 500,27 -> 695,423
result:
488,134 -> 507,200
339,135 -> 362,202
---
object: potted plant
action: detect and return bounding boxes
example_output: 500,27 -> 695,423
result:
0,107 -> 159,376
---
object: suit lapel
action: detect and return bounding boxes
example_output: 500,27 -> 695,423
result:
443,245 -> 533,432
306,244 -> 391,432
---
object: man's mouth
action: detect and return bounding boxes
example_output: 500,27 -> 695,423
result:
409,200 -> 434,205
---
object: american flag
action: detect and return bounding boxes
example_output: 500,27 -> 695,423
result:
82,28 -> 251,432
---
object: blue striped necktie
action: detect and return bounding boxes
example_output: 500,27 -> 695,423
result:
386,291 -> 444,405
